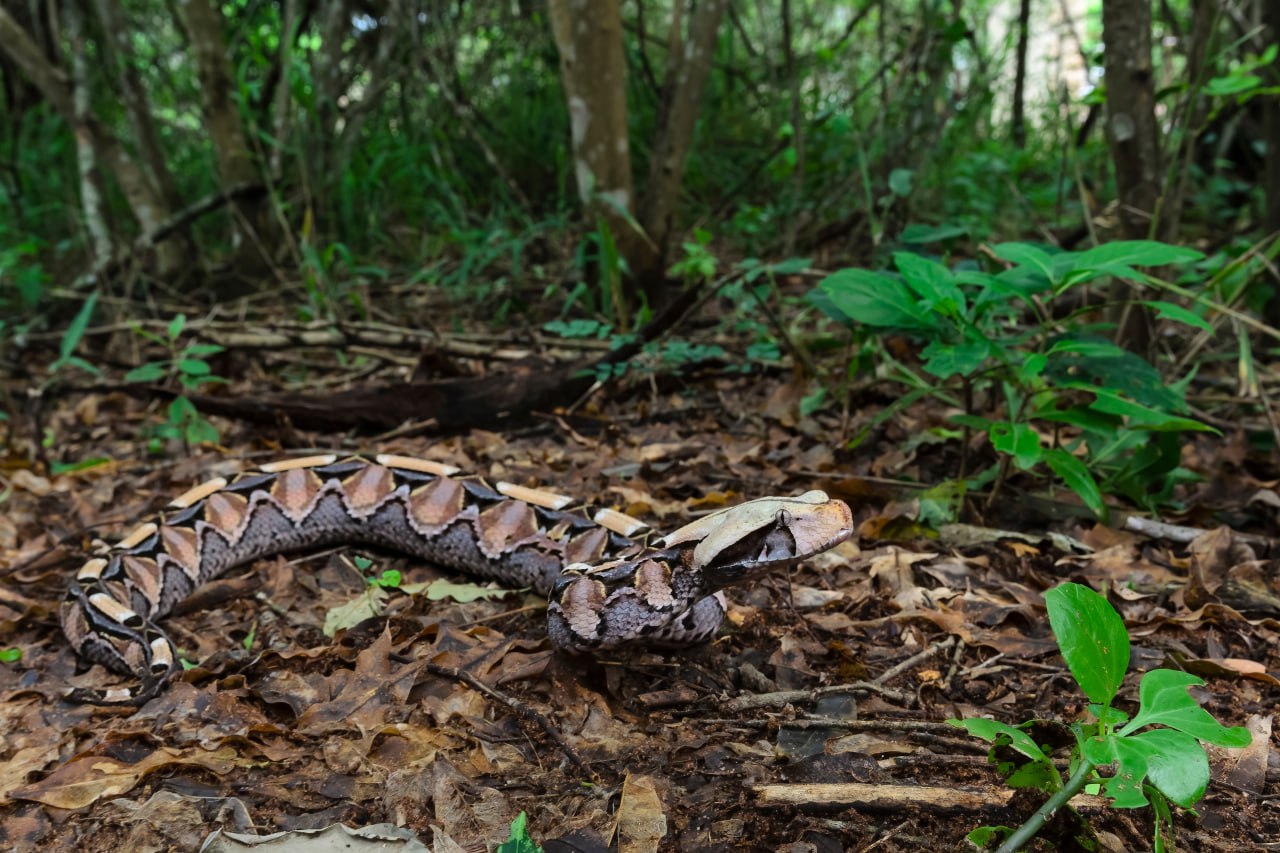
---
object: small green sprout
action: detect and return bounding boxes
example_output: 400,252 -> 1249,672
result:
950,582 -> 1250,852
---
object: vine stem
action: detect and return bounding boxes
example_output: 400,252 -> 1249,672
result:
995,759 -> 1096,853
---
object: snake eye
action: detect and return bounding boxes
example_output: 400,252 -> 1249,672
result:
776,508 -> 793,526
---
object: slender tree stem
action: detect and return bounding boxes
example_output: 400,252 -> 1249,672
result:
996,759 -> 1095,853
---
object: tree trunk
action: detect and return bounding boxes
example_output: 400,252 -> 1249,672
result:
547,0 -> 661,311
175,0 -> 275,271
92,0 -> 192,274
1011,0 -> 1031,148
0,7 -> 171,275
1102,0 -> 1161,355
640,0 -> 728,264
65,2 -> 114,269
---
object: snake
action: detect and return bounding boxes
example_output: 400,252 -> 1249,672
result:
61,453 -> 853,704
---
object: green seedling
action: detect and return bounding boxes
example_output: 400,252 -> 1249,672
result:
497,812 -> 541,853
126,314 -> 225,450
949,582 -> 1251,852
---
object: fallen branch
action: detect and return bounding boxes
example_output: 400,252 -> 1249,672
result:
1122,515 -> 1275,549
181,280 -> 708,433
752,781 -> 1108,813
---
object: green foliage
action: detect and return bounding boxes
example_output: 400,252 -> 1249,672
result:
670,228 -> 718,285
49,293 -> 102,380
949,582 -> 1250,852
816,239 -> 1215,519
497,812 -> 541,853
298,240 -> 377,322
126,315 -> 225,451
0,648 -> 22,664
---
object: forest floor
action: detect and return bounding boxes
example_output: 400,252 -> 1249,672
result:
0,286 -> 1278,852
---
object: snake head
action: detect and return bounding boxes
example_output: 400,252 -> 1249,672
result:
658,490 -> 853,589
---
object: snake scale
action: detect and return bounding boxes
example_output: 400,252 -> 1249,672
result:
62,453 -> 854,704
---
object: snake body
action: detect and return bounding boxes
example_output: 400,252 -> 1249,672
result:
62,453 -> 853,703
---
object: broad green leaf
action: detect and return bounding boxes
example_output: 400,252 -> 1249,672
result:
1016,353 -> 1047,383
800,387 -> 826,417
374,569 -> 402,588
1120,669 -> 1253,747
768,256 -> 812,275
893,252 -> 966,316
1044,449 -> 1106,518
1047,338 -> 1133,360
168,396 -> 198,422
0,647 -> 22,663
1082,728 -> 1209,808
1004,760 -> 1062,791
1204,73 -> 1261,97
1072,241 -> 1204,281
1144,300 -> 1214,333
177,359 -> 212,376
125,363 -> 169,383
921,340 -> 988,379
947,718 -> 1052,766
989,422 -> 1042,470
184,418 -> 219,445
819,269 -> 938,330
949,413 -> 995,431
1044,583 -> 1129,706
183,344 -> 226,357
1046,340 -> 1184,413
1031,404 -> 1121,434
993,242 -> 1058,284
167,314 -> 187,341
1080,387 -> 1214,432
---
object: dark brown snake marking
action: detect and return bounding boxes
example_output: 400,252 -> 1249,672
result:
62,453 -> 853,704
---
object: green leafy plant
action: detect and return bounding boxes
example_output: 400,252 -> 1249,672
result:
126,314 -> 225,451
28,293 -> 103,432
670,227 -> 718,285
298,239 -> 382,322
949,582 -> 1250,852
0,647 -> 22,663
48,293 -> 103,380
815,239 -> 1218,520
496,812 -> 541,853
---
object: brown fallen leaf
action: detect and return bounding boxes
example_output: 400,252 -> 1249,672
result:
616,772 -> 667,853
1171,654 -> 1280,686
7,744 -> 241,810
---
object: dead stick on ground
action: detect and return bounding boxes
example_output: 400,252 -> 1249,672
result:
721,680 -> 911,713
752,781 -> 1109,812
1122,515 -> 1275,548
873,636 -> 956,687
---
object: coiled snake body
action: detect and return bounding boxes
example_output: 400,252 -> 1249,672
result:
62,453 -> 853,704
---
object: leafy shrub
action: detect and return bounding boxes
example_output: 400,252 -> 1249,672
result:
814,240 -> 1215,519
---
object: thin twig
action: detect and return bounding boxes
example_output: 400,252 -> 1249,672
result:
422,661 -> 590,777
872,636 -> 956,687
